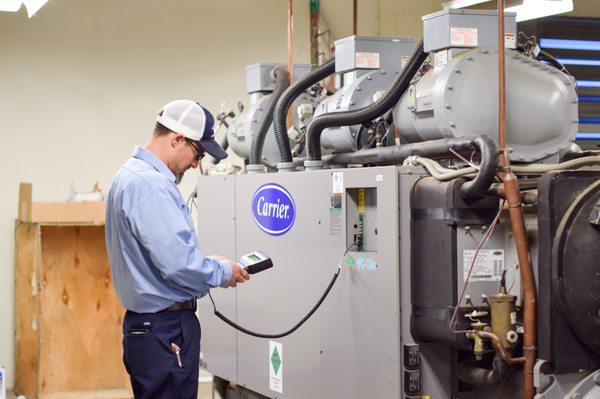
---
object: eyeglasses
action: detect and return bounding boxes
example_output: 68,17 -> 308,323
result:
185,139 -> 205,162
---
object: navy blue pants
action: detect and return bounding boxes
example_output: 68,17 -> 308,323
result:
122,309 -> 201,399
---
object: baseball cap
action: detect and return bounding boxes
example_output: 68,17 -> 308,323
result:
156,100 -> 228,160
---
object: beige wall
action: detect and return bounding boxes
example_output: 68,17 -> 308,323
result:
1,0 -> 600,391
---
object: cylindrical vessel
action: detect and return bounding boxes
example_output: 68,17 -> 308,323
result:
393,47 -> 578,163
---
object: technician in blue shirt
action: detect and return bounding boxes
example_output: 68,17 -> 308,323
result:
105,99 -> 249,399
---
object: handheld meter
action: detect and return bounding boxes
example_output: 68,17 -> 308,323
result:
239,250 -> 273,274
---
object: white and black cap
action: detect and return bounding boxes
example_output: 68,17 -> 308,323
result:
156,99 -> 228,160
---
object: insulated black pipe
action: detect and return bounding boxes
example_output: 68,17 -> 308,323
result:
249,68 -> 290,165
326,135 -> 499,200
306,39 -> 428,161
273,58 -> 336,164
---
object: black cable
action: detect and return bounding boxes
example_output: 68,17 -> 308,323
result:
207,241 -> 358,339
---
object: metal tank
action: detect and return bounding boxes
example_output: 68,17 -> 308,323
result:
228,63 -> 320,168
314,36 -> 414,153
393,11 -> 578,163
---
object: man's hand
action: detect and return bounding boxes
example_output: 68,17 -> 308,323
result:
226,263 -> 250,288
209,255 -> 250,288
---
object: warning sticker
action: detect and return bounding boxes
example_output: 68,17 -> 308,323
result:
505,32 -> 517,49
450,27 -> 478,47
269,341 -> 283,393
332,172 -> 344,194
463,249 -> 504,281
355,52 -> 380,69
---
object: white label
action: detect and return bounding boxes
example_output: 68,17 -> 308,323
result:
269,341 -> 283,393
435,50 -> 449,68
450,27 -> 478,47
401,55 -> 410,69
332,172 -> 344,194
376,174 -> 383,182
505,32 -> 517,49
510,312 -> 517,325
355,52 -> 380,69
463,249 -> 504,281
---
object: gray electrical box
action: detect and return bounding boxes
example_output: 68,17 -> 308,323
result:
333,35 -> 414,74
422,9 -> 517,53
245,63 -> 311,93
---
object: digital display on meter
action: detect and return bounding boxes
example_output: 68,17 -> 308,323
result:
240,250 -> 273,274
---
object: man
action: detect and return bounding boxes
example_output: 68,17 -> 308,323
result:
105,99 -> 250,399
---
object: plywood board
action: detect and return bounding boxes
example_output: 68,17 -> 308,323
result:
15,223 -> 40,398
37,225 -> 129,393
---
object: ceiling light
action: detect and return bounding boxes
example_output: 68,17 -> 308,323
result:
506,0 -> 573,22
0,0 -> 49,17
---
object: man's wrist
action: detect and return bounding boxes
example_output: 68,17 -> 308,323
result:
218,259 -> 233,287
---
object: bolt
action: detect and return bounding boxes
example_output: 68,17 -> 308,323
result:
445,104 -> 452,109
467,57 -> 474,61
449,122 -> 456,127
455,69 -> 461,74
572,99 -> 578,104
447,85 -> 454,90
350,101 -> 355,106
367,76 -> 372,80
356,87 -> 362,91
571,393 -> 582,399
381,70 -> 386,75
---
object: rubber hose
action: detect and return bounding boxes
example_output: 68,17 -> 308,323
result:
273,58 -> 336,164
325,135 -> 498,200
306,39 -> 428,161
451,135 -> 498,200
249,67 -> 290,165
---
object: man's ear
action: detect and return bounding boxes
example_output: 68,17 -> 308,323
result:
172,133 -> 185,147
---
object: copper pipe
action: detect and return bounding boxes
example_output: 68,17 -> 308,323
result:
287,0 -> 294,81
498,0 -> 506,159
353,0 -> 357,35
477,331 -> 525,365
503,172 -> 537,399
310,0 -> 320,69
287,0 -> 294,127
497,2 -> 536,397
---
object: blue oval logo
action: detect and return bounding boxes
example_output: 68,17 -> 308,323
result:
252,183 -> 296,236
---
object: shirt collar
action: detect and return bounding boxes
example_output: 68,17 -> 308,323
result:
131,146 -> 176,183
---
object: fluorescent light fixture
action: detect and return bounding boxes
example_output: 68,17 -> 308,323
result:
443,0 -> 488,10
540,38 -> 600,51
506,0 -> 573,22
0,0 -> 21,11
577,80 -> 600,89
0,0 -> 49,17
555,58 -> 600,67
576,133 -> 600,141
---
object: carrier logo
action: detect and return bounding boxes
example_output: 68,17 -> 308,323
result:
252,183 -> 296,236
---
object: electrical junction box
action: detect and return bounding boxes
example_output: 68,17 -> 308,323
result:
333,35 -> 414,74
422,9 -> 517,53
245,63 -> 311,94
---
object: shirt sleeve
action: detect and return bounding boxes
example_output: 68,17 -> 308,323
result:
125,182 -> 232,295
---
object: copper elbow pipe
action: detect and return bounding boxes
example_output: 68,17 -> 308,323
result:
477,331 -> 525,365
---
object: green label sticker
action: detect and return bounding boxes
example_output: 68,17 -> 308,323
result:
271,346 -> 281,375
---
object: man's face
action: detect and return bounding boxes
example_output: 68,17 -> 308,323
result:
170,134 -> 202,180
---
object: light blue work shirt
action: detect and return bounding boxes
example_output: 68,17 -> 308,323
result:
105,146 -> 232,313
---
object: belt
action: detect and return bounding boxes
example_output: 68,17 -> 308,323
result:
158,299 -> 197,313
